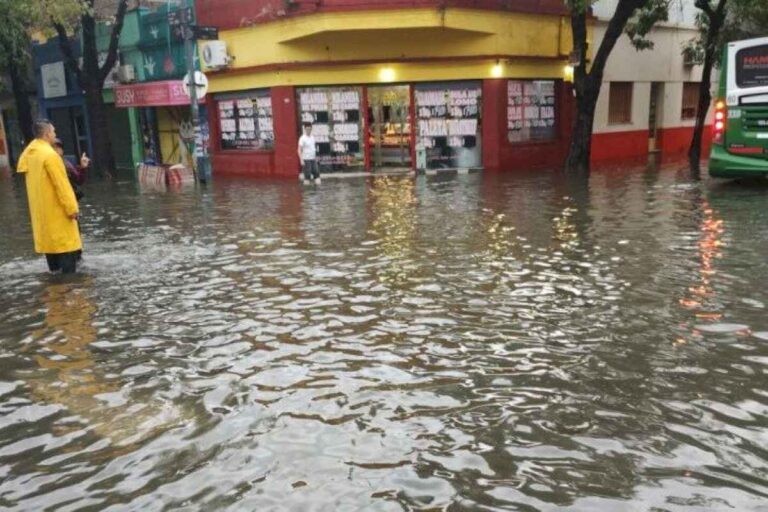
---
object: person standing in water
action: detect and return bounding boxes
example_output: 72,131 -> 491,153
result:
52,139 -> 89,262
298,122 -> 321,185
52,139 -> 90,202
16,120 -> 82,274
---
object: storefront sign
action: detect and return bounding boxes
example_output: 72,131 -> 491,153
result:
41,62 -> 67,99
415,82 -> 482,169
115,80 -> 203,108
298,87 -> 363,168
217,91 -> 273,150
507,80 -> 556,143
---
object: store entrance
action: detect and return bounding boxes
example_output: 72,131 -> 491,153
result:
367,85 -> 412,169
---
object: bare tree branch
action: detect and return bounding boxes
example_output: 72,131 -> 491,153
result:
98,0 -> 128,82
53,22 -> 83,87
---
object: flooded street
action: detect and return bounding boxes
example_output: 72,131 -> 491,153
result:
1,167 -> 767,511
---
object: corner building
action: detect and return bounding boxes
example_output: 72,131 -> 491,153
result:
196,0 -> 577,177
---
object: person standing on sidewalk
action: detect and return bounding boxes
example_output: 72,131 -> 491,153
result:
16,120 -> 82,274
298,123 -> 321,185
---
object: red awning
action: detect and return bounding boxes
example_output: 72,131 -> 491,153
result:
115,80 -> 203,108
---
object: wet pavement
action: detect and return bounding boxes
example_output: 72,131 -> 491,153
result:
0,167 -> 767,511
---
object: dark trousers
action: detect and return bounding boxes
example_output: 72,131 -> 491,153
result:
46,252 -> 78,274
302,160 -> 320,180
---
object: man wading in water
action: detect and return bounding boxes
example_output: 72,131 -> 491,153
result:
16,120 -> 82,274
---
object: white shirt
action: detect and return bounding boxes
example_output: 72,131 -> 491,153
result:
298,134 -> 316,161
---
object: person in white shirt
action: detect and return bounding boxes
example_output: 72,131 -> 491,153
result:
298,123 -> 320,185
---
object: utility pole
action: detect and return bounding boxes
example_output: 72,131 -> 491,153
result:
173,0 -> 211,183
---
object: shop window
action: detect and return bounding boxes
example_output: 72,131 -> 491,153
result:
681,82 -> 699,120
507,80 -> 557,143
415,81 -> 482,169
216,90 -> 273,150
297,87 -> 364,170
608,82 -> 633,125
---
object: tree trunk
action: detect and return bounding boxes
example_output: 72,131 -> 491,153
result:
689,0 -> 728,178
566,0 -> 647,176
565,0 -> 646,176
84,82 -> 115,177
688,56 -> 715,179
55,0 -> 128,178
7,58 -> 34,145
566,79 -> 599,174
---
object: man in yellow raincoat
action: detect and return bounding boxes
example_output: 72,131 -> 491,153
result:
17,120 -> 82,274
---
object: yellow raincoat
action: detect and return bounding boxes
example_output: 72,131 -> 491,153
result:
16,139 -> 81,254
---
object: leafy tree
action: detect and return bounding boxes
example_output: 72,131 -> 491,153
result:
686,0 -> 767,176
54,0 -> 129,177
565,0 -> 672,175
0,0 -> 85,146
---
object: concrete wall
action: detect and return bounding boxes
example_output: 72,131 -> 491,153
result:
589,0 -> 715,163
592,0 -> 699,28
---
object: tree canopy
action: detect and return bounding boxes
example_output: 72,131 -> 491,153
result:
685,0 -> 768,66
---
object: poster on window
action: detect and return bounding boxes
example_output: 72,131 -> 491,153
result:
737,45 -> 768,88
297,87 -> 363,169
507,80 -> 557,143
217,90 -> 273,150
415,81 -> 482,169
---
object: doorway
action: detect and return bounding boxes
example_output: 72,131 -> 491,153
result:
648,82 -> 663,153
367,85 -> 412,169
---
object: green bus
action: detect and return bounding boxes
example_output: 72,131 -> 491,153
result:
709,36 -> 768,178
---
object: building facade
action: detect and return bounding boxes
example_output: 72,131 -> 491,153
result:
113,4 -> 207,171
590,0 -> 713,164
196,0 -> 578,177
0,70 -> 32,169
34,38 -> 93,164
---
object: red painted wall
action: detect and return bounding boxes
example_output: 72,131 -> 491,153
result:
209,86 -> 300,178
591,126 -> 712,165
658,125 -> 711,157
271,86 -> 301,177
482,79 -> 573,172
197,0 -> 568,30
591,130 -> 649,163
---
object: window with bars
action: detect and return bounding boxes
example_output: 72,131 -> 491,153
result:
681,82 -> 699,120
608,82 -> 633,125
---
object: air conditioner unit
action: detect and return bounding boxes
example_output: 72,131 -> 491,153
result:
116,64 -> 136,83
201,40 -> 230,70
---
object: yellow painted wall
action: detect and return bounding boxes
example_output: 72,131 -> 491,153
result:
157,107 -> 189,166
209,59 -> 571,93
206,7 -> 582,93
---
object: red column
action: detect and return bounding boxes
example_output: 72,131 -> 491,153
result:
482,79 -> 505,172
272,86 -> 300,178
559,81 -> 574,164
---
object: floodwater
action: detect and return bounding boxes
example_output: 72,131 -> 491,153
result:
0,167 -> 767,511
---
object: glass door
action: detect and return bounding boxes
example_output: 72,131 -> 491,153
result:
367,85 -> 412,169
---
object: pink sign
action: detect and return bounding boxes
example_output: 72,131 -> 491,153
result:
115,80 -> 203,108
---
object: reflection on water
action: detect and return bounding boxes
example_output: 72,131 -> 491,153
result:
29,280 -> 106,403
0,168 -> 767,511
369,176 -> 417,284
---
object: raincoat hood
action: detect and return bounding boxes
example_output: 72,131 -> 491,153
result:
15,139 -> 52,174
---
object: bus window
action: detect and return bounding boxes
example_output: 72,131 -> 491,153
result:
736,45 -> 768,88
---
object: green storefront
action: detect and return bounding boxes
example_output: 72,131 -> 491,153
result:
112,4 -> 198,170
97,11 -> 143,174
